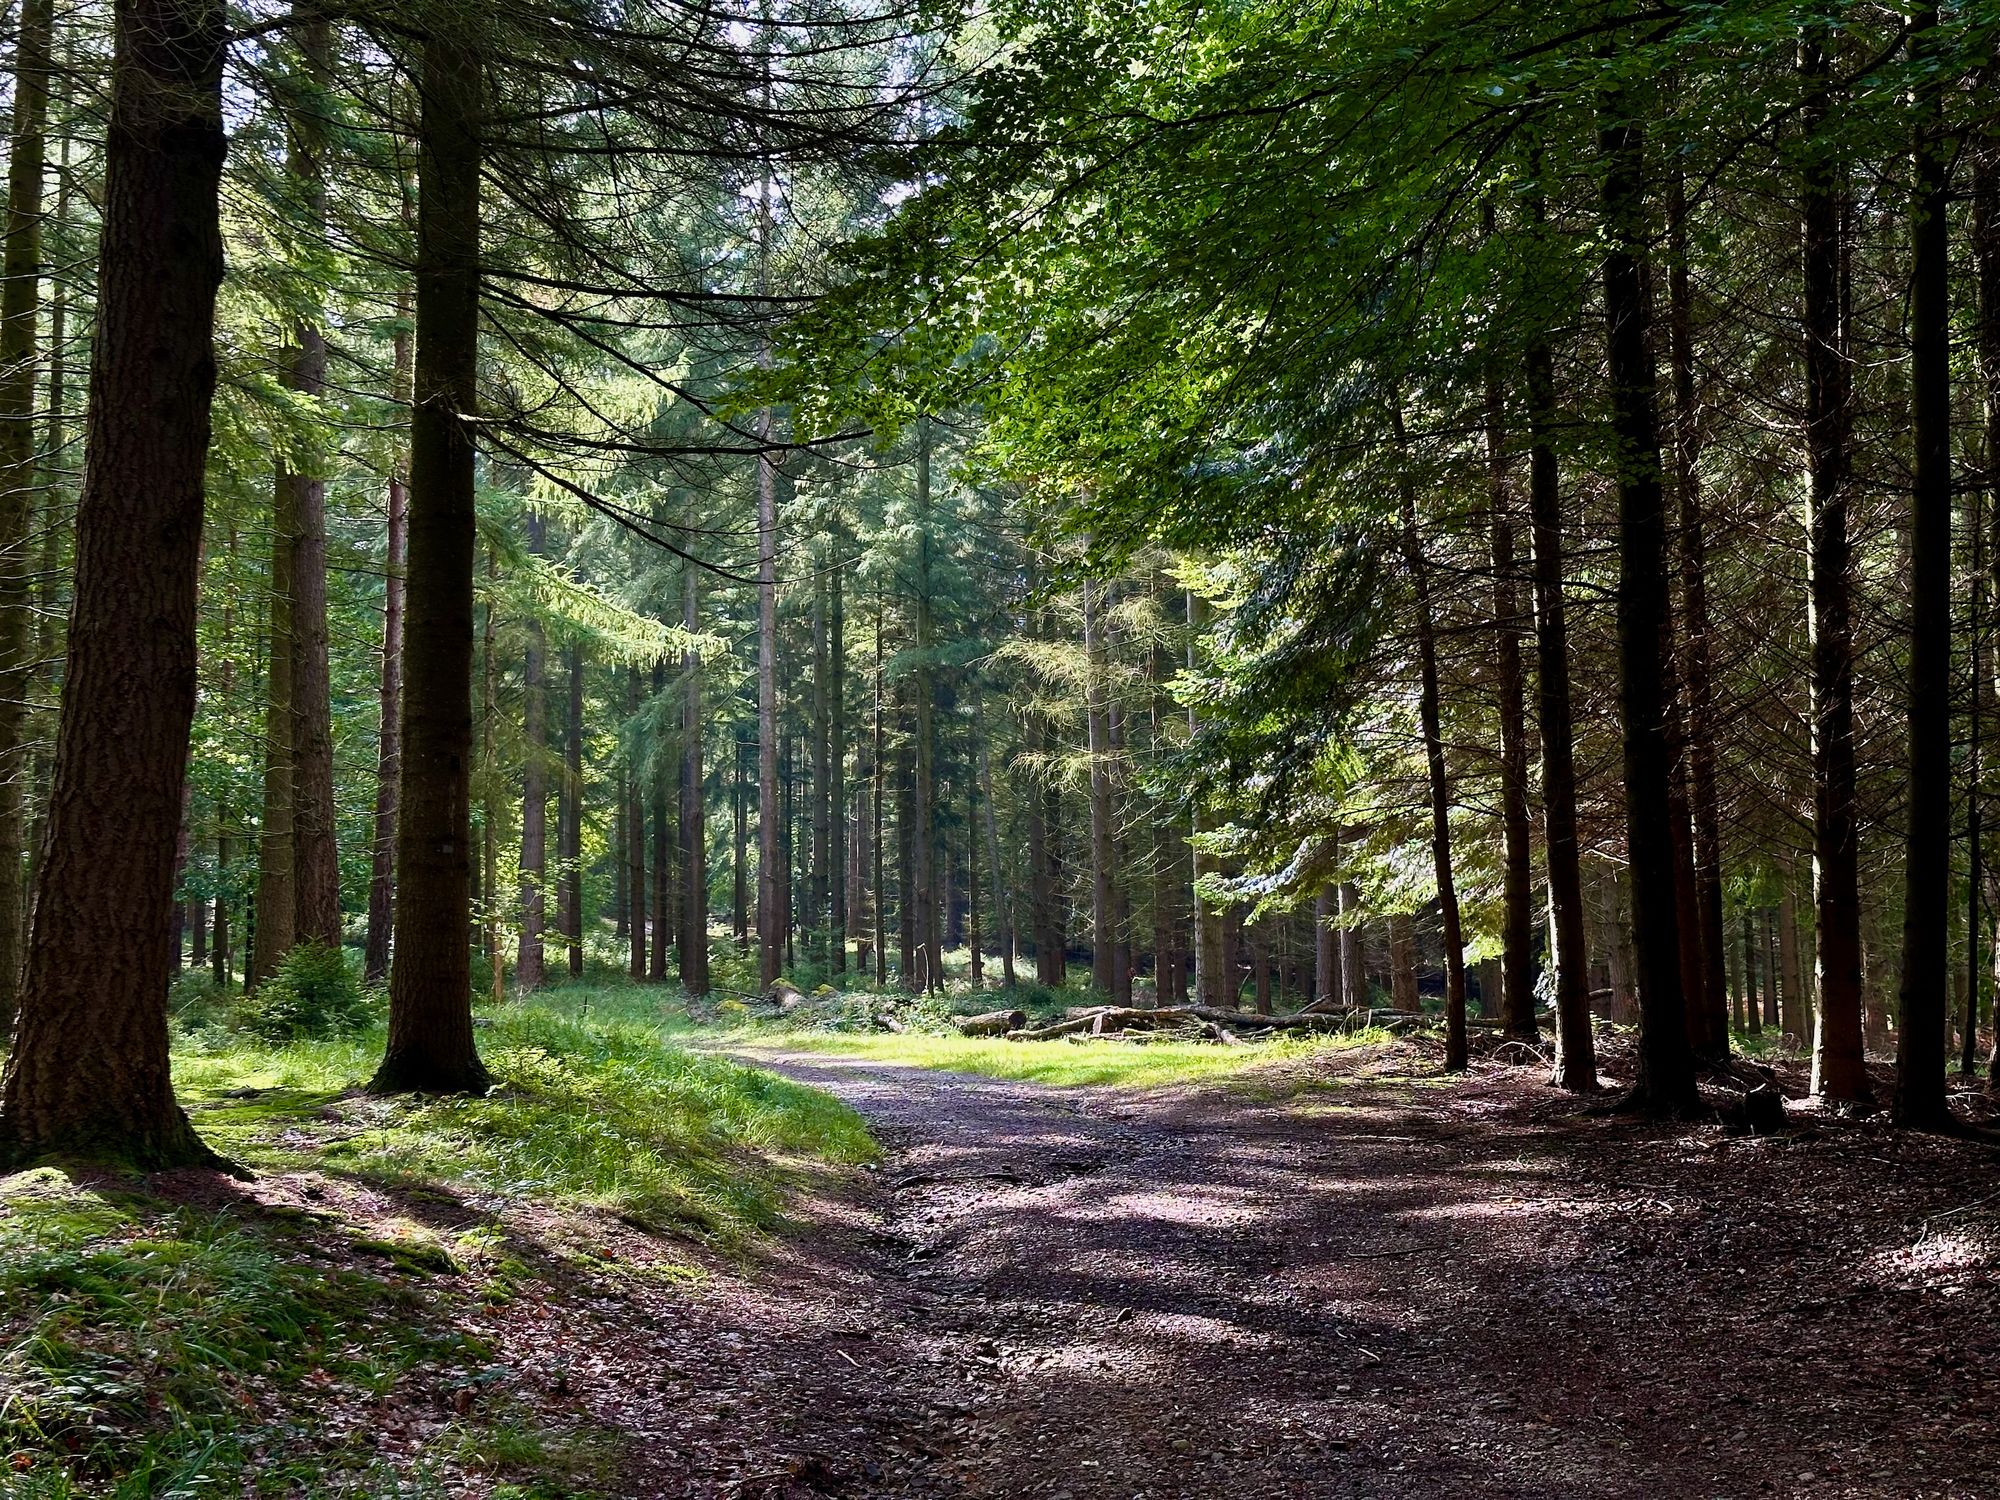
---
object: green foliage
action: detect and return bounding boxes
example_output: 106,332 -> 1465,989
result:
235,941 -> 373,1042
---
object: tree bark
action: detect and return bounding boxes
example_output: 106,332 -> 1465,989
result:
1393,400 -> 1469,1072
373,35 -> 489,1096
650,662 -> 671,983
626,666 -> 646,981
0,0 -> 227,1165
516,514 -> 548,992
679,551 -> 709,995
1799,26 -> 1868,1105
1666,164 -> 1731,1060
0,0 -> 56,1029
1976,136 -> 2000,1090
561,640 -> 583,977
1484,363 -> 1535,1042
829,525 -> 846,974
912,427 -> 940,992
1599,91 -> 1696,1113
1894,4 -> 1953,1129
1083,579 -> 1117,998
1526,326 -> 1600,1091
365,298 -> 413,985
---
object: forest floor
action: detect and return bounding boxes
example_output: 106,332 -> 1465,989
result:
618,1036 -> 2000,1500
8,1017 -> 2000,1497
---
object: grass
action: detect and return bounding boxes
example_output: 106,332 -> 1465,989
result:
751,1026 -> 1398,1089
0,981 -> 877,1497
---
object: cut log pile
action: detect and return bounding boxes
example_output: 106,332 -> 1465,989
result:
1005,1005 -> 1425,1042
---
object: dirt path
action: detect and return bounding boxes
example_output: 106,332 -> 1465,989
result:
551,1046 -> 2000,1499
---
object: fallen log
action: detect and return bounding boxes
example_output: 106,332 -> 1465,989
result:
956,1009 -> 1028,1037
1008,1005 -> 1371,1041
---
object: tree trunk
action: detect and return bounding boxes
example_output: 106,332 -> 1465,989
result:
650,662 -> 671,983
561,640 -> 583,977
373,36 -> 489,1096
1525,314 -> 1600,1090
1599,92 -> 1696,1113
1894,5 -> 1953,1129
1484,362 -> 1536,1042
1976,136 -> 2000,1089
679,552 -> 709,995
811,562 -> 830,964
1779,883 -> 1807,1046
1389,912 -> 1419,1013
974,681 -> 1016,988
829,526 -> 846,974
365,300 -> 412,985
1667,164 -> 1731,1061
1393,400 -> 1469,1072
251,445 -> 297,987
516,517 -> 548,993
285,21 -> 340,956
1797,21 -> 1868,1105
872,596 -> 887,983
1314,884 -> 1337,1012
0,0 -> 227,1165
626,667 -> 646,981
0,0 -> 56,1029
1083,580 -> 1117,998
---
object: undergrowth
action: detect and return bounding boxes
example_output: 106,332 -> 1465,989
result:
0,984 -> 875,1496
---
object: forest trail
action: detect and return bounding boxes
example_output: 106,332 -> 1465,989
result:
637,1046 -> 1998,1500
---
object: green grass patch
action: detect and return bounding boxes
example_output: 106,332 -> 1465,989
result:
0,984 -> 880,1497
175,991 -> 877,1245
751,1027 -> 1395,1090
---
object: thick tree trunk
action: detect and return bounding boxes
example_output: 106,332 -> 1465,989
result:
516,517 -> 548,992
365,304 -> 413,985
284,25 -> 340,957
1667,167 -> 1731,1060
1799,28 -> 1868,1105
1976,140 -> 2000,1090
561,641 -> 583,977
1599,94 -> 1696,1113
1393,402 -> 1469,1072
0,0 -> 227,1165
679,556 -> 709,995
373,36 -> 489,1096
1484,365 -> 1535,1042
1526,328 -> 1600,1091
1894,6 -> 1953,1129
0,0 -> 56,1029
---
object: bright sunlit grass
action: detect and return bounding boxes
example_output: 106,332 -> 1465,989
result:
749,1027 -> 1396,1089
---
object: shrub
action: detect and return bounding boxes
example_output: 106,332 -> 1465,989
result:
237,941 -> 372,1041
168,968 -> 233,1030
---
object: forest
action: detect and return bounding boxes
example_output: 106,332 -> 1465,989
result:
1,0 -> 1998,1495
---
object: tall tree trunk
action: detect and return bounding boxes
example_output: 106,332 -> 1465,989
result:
1975,135 -> 2000,1090
251,454 -> 297,986
559,641 -> 582,976
1315,884 -> 1337,1007
1187,592 -> 1225,1006
1667,164 -> 1731,1060
912,429 -> 939,992
0,0 -> 56,1029
1083,580 -> 1117,998
1599,91 -> 1696,1113
374,36 -> 489,1096
1800,27 -> 1868,1104
1526,327 -> 1600,1091
829,526 -> 846,974
872,595 -> 886,985
973,681 -> 1016,987
1485,363 -> 1535,1042
1393,401 -> 1469,1072
1389,912 -> 1419,1013
0,0 -> 227,1164
365,298 -> 413,985
1895,5 -> 1953,1129
679,552 -> 708,995
626,667 -> 646,982
650,662 -> 671,983
516,515 -> 548,992
480,549 -> 500,1005
733,730 -> 748,953
285,19 -> 339,955
811,562 -> 830,963
614,767 -> 629,939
